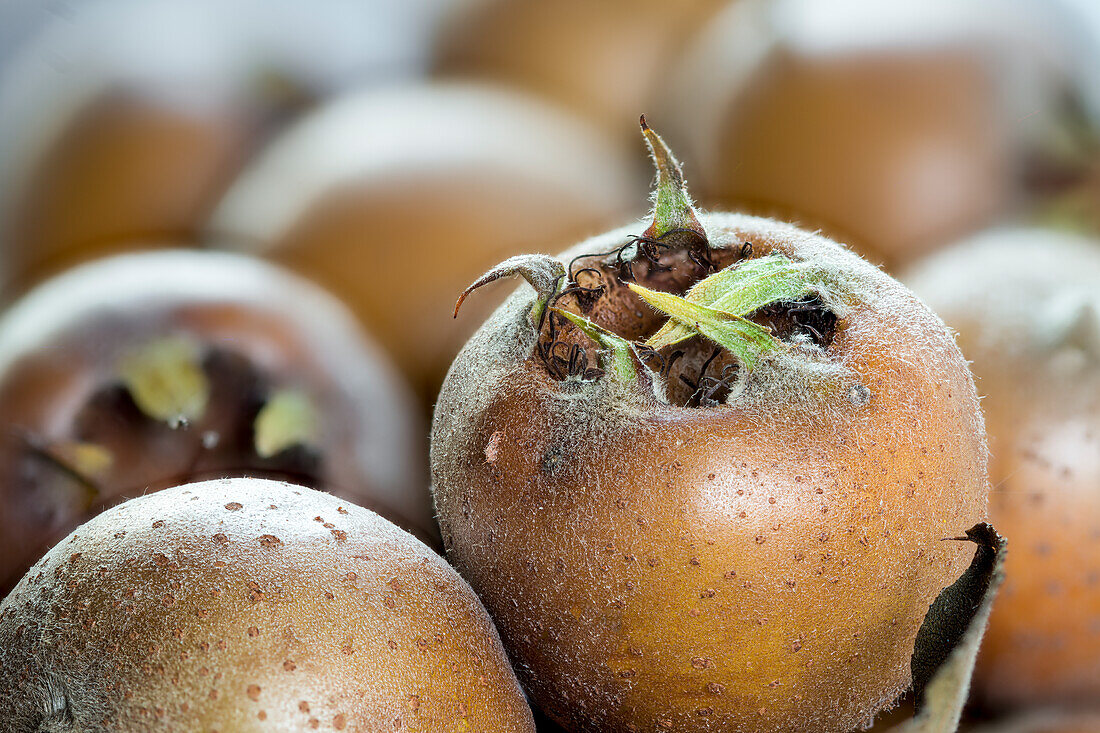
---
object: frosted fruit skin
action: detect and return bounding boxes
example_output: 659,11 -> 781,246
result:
904,229 -> 1100,710
0,0 -> 449,294
1,91 -> 248,293
0,478 -> 535,732
431,213 -> 989,732
432,0 -> 725,139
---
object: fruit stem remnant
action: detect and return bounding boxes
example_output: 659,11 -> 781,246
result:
454,254 -> 566,328
456,123 -> 831,399
550,308 -> 639,383
639,115 -> 707,252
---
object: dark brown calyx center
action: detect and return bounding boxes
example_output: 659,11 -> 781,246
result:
754,295 -> 838,348
537,238 -> 838,407
12,345 -> 325,517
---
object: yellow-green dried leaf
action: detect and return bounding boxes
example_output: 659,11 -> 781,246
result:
649,255 -> 812,348
629,283 -> 779,370
118,337 -> 209,428
254,390 -> 319,458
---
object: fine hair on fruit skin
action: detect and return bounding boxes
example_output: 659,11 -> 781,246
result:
431,123 -> 989,732
0,478 -> 536,732
0,249 -> 433,596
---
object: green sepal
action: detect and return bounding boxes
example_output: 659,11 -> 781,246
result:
629,283 -> 780,371
649,254 -> 813,348
639,115 -> 707,245
550,307 -> 639,384
118,336 -> 209,428
254,389 -> 320,459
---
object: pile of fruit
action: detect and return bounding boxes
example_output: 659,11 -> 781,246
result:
0,1 -> 1096,731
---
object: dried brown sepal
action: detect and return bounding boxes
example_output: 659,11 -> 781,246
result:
890,523 -> 1006,733
454,254 -> 566,327
549,308 -> 641,384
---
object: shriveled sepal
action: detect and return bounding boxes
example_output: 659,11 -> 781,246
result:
254,390 -> 320,459
890,523 -> 1006,733
16,430 -> 110,505
455,254 -> 566,328
49,440 -> 112,479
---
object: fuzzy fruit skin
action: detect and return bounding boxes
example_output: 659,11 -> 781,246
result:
904,230 -> 1100,710
0,478 -> 535,731
662,0 -> 1088,270
208,82 -> 639,403
0,250 -> 432,595
432,213 -> 989,732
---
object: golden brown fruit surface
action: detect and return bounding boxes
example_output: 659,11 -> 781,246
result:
209,82 -> 640,402
664,0 -> 1091,269
432,212 -> 989,732
904,229 -> 1100,711
0,478 -> 536,732
0,250 -> 431,595
1,90 -> 250,292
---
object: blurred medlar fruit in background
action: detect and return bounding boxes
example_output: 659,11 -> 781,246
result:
905,229 -> 1100,711
0,249 -> 431,595
208,81 -> 641,402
